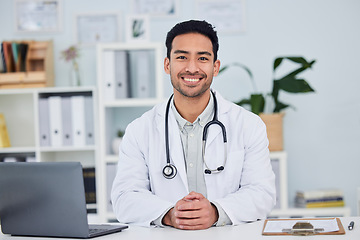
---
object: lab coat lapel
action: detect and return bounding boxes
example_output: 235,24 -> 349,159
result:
156,104 -> 188,191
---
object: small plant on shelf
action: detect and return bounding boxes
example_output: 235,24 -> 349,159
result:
117,130 -> 125,138
61,45 -> 81,86
112,129 -> 125,155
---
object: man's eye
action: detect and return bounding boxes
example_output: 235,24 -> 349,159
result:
199,57 -> 208,61
177,56 -> 186,59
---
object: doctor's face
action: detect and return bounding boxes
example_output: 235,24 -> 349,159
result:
164,33 -> 220,99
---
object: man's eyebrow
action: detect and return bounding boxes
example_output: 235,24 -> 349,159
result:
173,50 -> 212,56
173,50 -> 189,54
198,51 -> 212,56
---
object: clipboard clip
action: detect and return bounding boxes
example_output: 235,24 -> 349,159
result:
282,221 -> 324,236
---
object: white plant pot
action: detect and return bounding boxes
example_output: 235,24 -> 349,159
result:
112,137 -> 123,155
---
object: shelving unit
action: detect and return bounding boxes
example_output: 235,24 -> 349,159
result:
269,151 -> 351,218
0,86 -> 98,209
0,40 -> 54,89
96,42 -> 164,222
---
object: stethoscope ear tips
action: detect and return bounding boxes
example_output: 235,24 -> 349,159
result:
204,166 -> 225,174
217,166 -> 224,171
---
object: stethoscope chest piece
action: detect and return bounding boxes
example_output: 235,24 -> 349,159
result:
162,163 -> 177,179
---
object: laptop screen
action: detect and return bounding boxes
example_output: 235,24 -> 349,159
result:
0,162 -> 91,238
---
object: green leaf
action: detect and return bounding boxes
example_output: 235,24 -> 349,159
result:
271,80 -> 280,103
286,57 -> 308,65
218,65 -> 229,74
235,98 -> 251,106
273,57 -> 316,75
282,66 -> 308,79
273,100 -> 291,113
275,78 -> 315,93
273,58 -> 283,71
250,94 -> 265,115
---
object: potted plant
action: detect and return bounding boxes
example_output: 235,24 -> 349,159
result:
219,56 -> 316,151
112,129 -> 125,155
60,45 -> 81,86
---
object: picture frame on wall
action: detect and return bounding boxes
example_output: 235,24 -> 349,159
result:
14,0 -> 62,33
131,0 -> 179,17
196,0 -> 247,33
125,15 -> 150,42
75,12 -> 121,46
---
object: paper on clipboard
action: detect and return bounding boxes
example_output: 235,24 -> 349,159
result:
263,218 -> 339,233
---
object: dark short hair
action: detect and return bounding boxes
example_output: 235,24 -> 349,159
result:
165,20 -> 219,61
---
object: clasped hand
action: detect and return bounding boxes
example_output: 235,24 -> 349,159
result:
162,191 -> 219,230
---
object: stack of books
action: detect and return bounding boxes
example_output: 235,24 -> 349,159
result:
295,189 -> 345,208
1,41 -> 29,73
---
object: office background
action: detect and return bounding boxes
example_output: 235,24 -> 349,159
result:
1,0 -> 360,215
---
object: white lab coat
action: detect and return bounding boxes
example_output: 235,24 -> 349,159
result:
111,91 -> 276,227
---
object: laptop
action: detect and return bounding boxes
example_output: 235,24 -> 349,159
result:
0,162 -> 128,238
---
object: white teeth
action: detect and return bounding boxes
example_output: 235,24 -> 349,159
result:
184,78 -> 200,82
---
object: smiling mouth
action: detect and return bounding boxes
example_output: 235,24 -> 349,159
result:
183,77 -> 200,82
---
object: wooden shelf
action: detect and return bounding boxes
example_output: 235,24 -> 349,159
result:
0,40 -> 54,89
0,146 -> 36,154
39,146 -> 96,152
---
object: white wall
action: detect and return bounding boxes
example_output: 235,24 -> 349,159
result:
1,0 -> 360,215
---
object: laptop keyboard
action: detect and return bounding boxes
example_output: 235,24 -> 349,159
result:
89,228 -> 107,235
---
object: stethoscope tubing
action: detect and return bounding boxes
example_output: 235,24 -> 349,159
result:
163,90 -> 227,179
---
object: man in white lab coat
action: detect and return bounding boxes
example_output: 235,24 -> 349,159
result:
111,20 -> 276,230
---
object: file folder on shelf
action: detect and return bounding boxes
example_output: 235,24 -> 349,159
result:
129,50 -> 152,98
48,96 -> 63,147
71,96 -> 86,146
38,98 -> 51,146
102,50 -> 116,100
114,50 -> 130,99
136,50 -> 151,98
84,96 -> 94,145
61,97 -> 73,146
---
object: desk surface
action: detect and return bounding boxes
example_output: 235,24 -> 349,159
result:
0,217 -> 359,240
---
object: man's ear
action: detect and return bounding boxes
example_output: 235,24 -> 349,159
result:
164,57 -> 170,74
213,59 -> 221,77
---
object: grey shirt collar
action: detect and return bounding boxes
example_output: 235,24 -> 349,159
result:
171,93 -> 214,130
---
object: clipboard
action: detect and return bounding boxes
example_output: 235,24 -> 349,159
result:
262,217 -> 345,236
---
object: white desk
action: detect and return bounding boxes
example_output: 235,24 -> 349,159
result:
0,217 -> 359,240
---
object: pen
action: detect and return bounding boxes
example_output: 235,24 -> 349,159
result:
348,221 -> 354,230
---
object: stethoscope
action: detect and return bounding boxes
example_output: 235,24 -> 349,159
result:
163,90 -> 227,179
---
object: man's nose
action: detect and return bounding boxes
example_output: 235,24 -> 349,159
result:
185,58 -> 199,73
